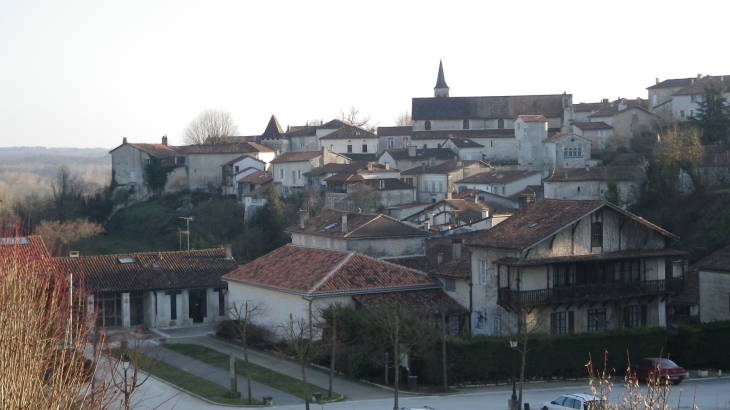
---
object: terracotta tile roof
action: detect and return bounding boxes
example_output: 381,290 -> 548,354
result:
377,126 -> 412,136
412,129 -> 514,140
319,124 -> 378,140
114,143 -> 181,158
690,244 -> 730,274
353,289 -> 468,316
359,178 -> 415,191
672,76 -> 730,96
0,235 -> 51,262
401,160 -> 485,175
381,148 -> 457,160
286,209 -> 428,239
223,245 -> 439,296
442,199 -> 490,223
543,166 -> 646,182
55,248 -> 239,293
543,133 -> 588,143
412,94 -> 569,121
647,78 -> 695,90
449,138 -> 484,148
588,105 -> 655,119
508,185 -> 544,201
319,119 -> 353,129
518,115 -> 548,123
180,142 -> 275,154
223,154 -> 265,166
573,121 -> 613,131
242,181 -> 273,198
324,173 -> 365,182
467,199 -> 677,251
456,170 -> 541,185
269,151 -> 321,163
237,170 -> 272,184
670,269 -> 698,305
494,249 -> 687,267
305,162 -> 362,176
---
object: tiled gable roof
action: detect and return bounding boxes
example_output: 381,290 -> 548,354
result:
319,124 -> 378,140
543,166 -> 646,182
223,154 -> 265,166
588,105 -> 655,119
222,245 -> 439,296
237,170 -> 272,184
242,181 -> 273,198
180,142 -> 275,154
341,153 -> 378,162
647,78 -> 695,90
55,248 -> 239,293
456,170 -> 541,185
324,173 -> 365,182
381,148 -> 456,160
673,76 -> 730,96
269,151 -> 321,164
517,115 -> 548,123
286,209 -> 428,239
305,162 -> 362,176
573,121 -> 613,131
442,199 -> 490,223
690,244 -> 730,274
450,138 -> 484,148
118,143 -> 182,158
412,129 -> 514,140
319,119 -> 353,129
377,126 -> 412,136
0,235 -> 51,262
543,133 -> 588,143
467,199 -> 676,251
412,94 -> 569,121
573,102 -> 610,113
353,289 -> 468,316
284,126 -> 317,137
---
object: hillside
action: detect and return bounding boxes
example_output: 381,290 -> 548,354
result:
630,190 -> 730,264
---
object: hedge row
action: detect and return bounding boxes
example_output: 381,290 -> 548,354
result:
674,321 -> 730,369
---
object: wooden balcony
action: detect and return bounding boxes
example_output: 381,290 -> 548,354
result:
497,278 -> 684,308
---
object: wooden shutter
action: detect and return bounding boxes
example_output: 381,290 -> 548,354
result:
568,311 -> 575,333
550,312 -> 557,334
641,305 -> 648,327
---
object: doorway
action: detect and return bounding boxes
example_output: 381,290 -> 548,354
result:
188,289 -> 207,323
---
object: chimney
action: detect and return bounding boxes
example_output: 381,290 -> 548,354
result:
451,238 -> 462,261
473,194 -> 479,205
655,78 -> 660,84
481,208 -> 488,219
423,220 -> 430,231
69,251 -> 80,258
224,245 -> 233,259
299,208 -> 309,229
123,137 -> 127,144
407,146 -> 416,157
697,74 -> 704,79
385,162 -> 390,170
341,214 -> 348,232
446,191 -> 452,199
162,135 -> 168,145
367,162 -> 373,171
456,160 -> 463,168
429,157 -> 435,166
437,253 -> 443,265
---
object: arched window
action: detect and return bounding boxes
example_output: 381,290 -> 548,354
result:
425,120 -> 432,130
463,120 -> 469,129
497,119 -> 504,129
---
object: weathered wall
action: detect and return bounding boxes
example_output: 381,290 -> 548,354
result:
699,271 -> 730,322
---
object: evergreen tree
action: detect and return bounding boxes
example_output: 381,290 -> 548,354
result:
605,179 -> 621,205
691,80 -> 730,144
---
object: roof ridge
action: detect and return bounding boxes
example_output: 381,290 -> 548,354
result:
308,251 -> 354,294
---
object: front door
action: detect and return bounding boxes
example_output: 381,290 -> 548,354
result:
191,298 -> 203,323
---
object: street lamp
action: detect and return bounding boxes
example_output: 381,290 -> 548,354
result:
510,338 -> 518,405
121,354 -> 131,410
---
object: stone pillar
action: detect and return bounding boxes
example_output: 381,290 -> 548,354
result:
122,293 -> 131,328
657,300 -> 667,327
206,288 -> 216,323
181,290 -> 190,325
156,291 -> 166,327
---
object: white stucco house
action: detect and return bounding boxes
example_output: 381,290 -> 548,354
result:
455,170 -> 542,198
543,166 -> 646,205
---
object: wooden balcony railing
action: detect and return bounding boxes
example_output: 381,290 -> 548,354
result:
497,278 -> 684,307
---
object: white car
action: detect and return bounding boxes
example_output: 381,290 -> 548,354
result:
542,393 -> 605,410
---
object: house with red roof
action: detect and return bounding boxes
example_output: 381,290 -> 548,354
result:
466,199 -> 686,336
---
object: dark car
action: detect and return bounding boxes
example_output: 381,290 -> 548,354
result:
629,358 -> 686,385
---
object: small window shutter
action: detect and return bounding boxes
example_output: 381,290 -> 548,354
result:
568,311 -> 575,333
641,305 -> 648,327
623,306 -> 630,328
550,313 -> 557,334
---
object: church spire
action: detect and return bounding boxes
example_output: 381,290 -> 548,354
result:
434,60 -> 449,98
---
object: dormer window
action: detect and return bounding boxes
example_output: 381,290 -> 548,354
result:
463,120 -> 469,129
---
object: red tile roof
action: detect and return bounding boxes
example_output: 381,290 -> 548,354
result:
380,148 -> 457,160
286,209 -> 428,239
543,166 -> 646,182
412,129 -> 514,140
222,245 -> 439,296
690,244 -> 730,274
112,143 -> 181,158
319,124 -> 378,140
270,151 -> 322,163
353,289 -> 468,316
237,170 -> 272,184
456,170 -> 541,185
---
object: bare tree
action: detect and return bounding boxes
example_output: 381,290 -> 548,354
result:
655,124 -> 704,193
395,110 -> 413,126
35,219 -> 104,254
318,302 -> 359,399
338,106 -> 378,131
229,300 -> 268,405
182,109 -> 239,145
277,314 -> 322,410
51,166 -> 85,221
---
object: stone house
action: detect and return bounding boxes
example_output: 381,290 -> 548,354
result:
270,149 -> 349,196
648,75 -> 730,122
515,115 -> 550,172
400,160 -> 491,203
378,126 -> 412,150
402,198 -> 507,233
181,142 -> 275,191
668,245 -> 730,324
378,147 -> 456,171
287,209 -> 429,259
588,102 -> 657,142
542,133 -> 592,176
466,199 -> 686,335
442,138 -> 485,161
319,123 -> 380,156
572,122 -> 614,154
455,170 -> 542,198
55,247 -> 238,329
543,166 -> 646,205
222,245 -> 468,337
221,155 -> 268,196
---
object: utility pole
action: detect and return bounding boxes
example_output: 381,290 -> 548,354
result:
178,216 -> 194,251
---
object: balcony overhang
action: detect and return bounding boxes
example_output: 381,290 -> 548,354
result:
494,249 -> 687,267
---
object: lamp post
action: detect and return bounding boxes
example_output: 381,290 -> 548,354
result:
510,338 -> 518,409
121,354 -> 131,410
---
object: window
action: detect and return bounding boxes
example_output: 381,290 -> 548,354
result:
387,137 -> 394,148
402,136 -> 409,146
497,119 -> 504,129
463,119 -> 469,129
347,145 -> 353,153
459,185 -> 466,192
517,123 -> 521,131
425,120 -> 432,130
475,312 -> 484,329
362,144 -> 368,152
550,311 -> 574,334
234,166 -> 239,172
431,181 -> 436,192
610,259 -> 640,282
297,170 -> 302,180
563,147 -> 583,158
624,305 -> 647,328
553,264 -> 577,287
438,181 -> 443,193
588,309 -> 606,332
279,169 -> 284,179
591,222 -> 603,247
424,180 -> 429,192
690,109 -> 694,118
577,186 -> 581,192
447,316 -> 459,335
478,260 -> 487,285
300,138 -> 305,147
502,186 -> 505,195
680,110 -> 685,118
218,290 -> 225,316
445,278 -> 456,291
598,130 -> 606,138
170,292 -> 177,320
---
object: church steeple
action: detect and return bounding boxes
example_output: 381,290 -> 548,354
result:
434,60 -> 449,98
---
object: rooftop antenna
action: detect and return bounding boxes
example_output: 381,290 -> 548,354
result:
178,216 -> 194,251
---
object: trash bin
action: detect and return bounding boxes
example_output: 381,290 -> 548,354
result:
408,375 -> 418,390
262,396 -> 273,407
312,392 -> 322,403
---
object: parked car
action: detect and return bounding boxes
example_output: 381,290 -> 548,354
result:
542,393 -> 605,410
398,407 -> 436,410
629,358 -> 686,385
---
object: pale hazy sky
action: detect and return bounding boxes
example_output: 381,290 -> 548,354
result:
1,0 -> 728,149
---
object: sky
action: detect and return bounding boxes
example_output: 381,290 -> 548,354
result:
1,0 -> 729,149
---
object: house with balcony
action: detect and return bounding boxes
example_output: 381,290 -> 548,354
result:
466,199 -> 686,335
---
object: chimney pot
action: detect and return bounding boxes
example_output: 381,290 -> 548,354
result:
451,238 -> 462,261
123,137 -> 128,144
224,245 -> 233,259
299,208 -> 309,229
341,214 -> 348,232
385,162 -> 390,170
162,135 -> 168,146
656,77 -> 660,84
437,253 -> 443,265
408,145 -> 416,157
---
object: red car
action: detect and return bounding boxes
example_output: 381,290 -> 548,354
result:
630,358 -> 686,385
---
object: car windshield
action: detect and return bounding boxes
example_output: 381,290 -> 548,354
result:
656,359 -> 679,368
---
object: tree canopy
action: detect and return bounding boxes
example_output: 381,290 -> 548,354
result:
182,109 -> 239,145
690,80 -> 730,144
